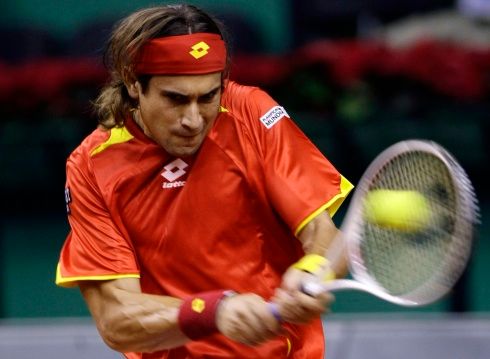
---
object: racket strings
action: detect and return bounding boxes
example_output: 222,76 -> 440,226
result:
359,151 -> 465,298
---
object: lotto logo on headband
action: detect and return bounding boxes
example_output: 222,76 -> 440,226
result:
134,33 -> 227,75
190,41 -> 210,59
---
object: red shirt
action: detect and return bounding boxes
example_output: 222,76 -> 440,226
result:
56,81 -> 353,358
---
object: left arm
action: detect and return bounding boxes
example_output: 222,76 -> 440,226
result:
298,211 -> 347,277
273,211 -> 348,324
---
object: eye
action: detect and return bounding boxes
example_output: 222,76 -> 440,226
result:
164,92 -> 188,104
199,90 -> 218,103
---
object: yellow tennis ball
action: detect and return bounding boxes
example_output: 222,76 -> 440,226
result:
363,190 -> 431,231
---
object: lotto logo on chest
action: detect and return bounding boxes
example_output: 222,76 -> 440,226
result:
161,158 -> 188,188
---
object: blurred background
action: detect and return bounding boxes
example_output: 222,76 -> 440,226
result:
0,0 -> 489,358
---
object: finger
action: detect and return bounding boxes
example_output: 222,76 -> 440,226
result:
260,302 -> 282,334
274,290 -> 309,322
278,291 -> 334,323
240,298 -> 279,344
217,295 -> 259,344
295,291 -> 333,314
224,297 -> 275,346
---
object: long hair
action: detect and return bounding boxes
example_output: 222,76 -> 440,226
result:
94,4 -> 230,128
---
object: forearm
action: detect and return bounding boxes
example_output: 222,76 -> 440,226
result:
298,211 -> 348,277
80,281 -> 187,353
273,211 -> 341,323
81,278 -> 281,353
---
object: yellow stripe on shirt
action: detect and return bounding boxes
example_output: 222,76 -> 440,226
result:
294,175 -> 354,236
90,126 -> 134,156
55,263 -> 140,287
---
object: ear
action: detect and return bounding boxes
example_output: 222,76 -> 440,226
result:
127,81 -> 142,100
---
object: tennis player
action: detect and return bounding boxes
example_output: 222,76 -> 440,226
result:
55,4 -> 353,358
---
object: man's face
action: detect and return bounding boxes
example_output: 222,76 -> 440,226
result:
130,72 -> 222,157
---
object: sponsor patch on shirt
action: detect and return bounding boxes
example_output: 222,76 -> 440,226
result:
260,106 -> 289,129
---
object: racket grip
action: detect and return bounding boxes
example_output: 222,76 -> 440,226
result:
302,281 -> 327,296
267,302 -> 282,322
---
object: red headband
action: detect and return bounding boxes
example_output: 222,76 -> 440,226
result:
134,33 -> 227,75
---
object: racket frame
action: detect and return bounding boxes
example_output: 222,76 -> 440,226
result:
305,140 -> 477,306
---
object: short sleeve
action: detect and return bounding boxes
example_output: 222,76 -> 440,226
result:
56,153 -> 140,287
244,88 -> 354,235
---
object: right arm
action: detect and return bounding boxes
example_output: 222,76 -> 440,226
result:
79,278 -> 280,353
79,278 -> 185,352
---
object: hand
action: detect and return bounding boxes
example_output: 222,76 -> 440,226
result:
216,293 -> 281,346
272,267 -> 334,324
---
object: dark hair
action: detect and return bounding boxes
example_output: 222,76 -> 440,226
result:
94,4 -> 230,128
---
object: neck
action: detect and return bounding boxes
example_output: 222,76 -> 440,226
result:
132,109 -> 153,139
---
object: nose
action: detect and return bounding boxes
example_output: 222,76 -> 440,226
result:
181,102 -> 203,133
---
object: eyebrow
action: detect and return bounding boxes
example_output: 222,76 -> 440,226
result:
161,85 -> 221,99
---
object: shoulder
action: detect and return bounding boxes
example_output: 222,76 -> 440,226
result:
221,80 -> 276,112
68,127 -> 111,166
67,125 -> 139,175
65,124 -> 147,199
71,123 -> 139,156
220,80 -> 287,129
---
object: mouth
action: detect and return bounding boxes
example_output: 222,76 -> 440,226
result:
178,133 -> 200,142
174,128 -> 202,137
176,133 -> 202,148
179,133 -> 200,139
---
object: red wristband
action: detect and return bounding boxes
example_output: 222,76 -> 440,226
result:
177,290 -> 234,340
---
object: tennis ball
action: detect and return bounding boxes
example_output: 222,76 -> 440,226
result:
363,190 -> 431,232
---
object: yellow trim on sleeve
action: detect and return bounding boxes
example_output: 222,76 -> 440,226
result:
55,263 -> 140,288
286,337 -> 292,357
90,126 -> 134,156
294,175 -> 354,236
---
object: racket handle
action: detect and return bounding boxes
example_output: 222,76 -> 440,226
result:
302,281 -> 327,296
302,279 -> 362,295
267,282 -> 332,323
267,302 -> 282,322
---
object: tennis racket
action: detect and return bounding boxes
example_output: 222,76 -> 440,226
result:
302,139 -> 479,306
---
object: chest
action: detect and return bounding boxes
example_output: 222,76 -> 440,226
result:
111,139 -> 269,256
